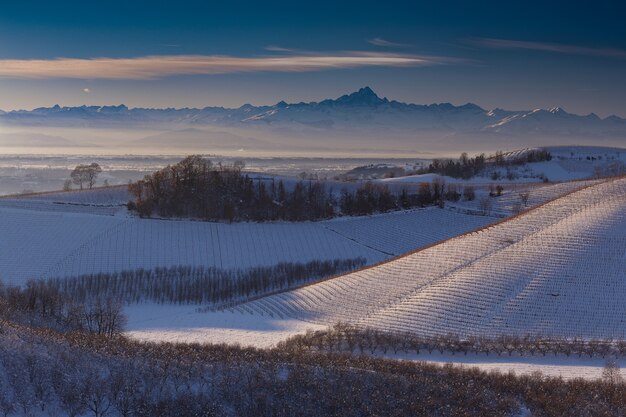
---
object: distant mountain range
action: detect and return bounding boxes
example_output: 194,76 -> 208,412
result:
2,87 -> 625,155
3,87 -> 625,138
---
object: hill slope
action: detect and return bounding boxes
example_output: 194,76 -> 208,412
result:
0,192 -> 495,285
237,177 -> 626,339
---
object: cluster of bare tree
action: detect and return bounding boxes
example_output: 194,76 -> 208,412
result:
340,180 -> 475,215
68,163 -> 103,190
338,182 -> 397,215
281,324 -> 626,360
0,280 -> 125,337
128,156 -> 338,221
417,152 -> 488,179
593,161 -> 626,178
128,155 -> 480,222
416,149 -> 552,179
1,318 -> 625,417
48,258 -> 366,306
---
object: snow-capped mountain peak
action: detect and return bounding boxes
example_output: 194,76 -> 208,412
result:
548,107 -> 565,114
325,86 -> 389,107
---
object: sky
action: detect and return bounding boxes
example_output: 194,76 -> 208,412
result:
1,0 -> 626,117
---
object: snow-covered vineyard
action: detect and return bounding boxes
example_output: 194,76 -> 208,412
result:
0,194 -> 494,286
449,178 -> 603,216
0,179 -> 602,286
236,177 -> 626,339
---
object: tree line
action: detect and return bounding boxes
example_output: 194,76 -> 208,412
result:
280,323 -> 626,360
127,155 -> 480,222
47,258 -> 366,306
128,156 -> 338,221
0,279 -> 126,338
416,149 -> 552,179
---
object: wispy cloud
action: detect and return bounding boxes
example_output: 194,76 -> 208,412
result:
368,38 -> 412,48
0,52 -> 455,80
264,45 -> 293,52
468,37 -> 626,59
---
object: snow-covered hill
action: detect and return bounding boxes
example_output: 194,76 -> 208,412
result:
229,177 -> 626,339
0,178 -> 603,286
0,193 -> 496,285
379,146 -> 626,184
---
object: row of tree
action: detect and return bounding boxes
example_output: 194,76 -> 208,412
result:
281,323 -> 626,360
48,258 -> 366,306
128,155 -> 481,221
416,149 -> 552,179
0,279 -> 126,337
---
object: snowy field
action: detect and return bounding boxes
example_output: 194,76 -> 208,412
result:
0,192 -> 501,285
8,185 -> 132,205
0,177 -> 601,285
447,179 -> 602,217
124,177 -> 626,359
0,186 -> 130,216
2,170 -> 624,359
125,303 -> 325,349
125,307 -> 626,381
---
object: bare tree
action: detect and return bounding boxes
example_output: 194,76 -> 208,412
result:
0,380 -> 15,417
71,163 -> 102,190
57,375 -> 87,417
478,196 -> 492,216
109,368 -> 140,417
82,298 -> 127,337
519,191 -> 530,207
462,185 -> 476,201
83,369 -> 112,417
602,359 -> 623,386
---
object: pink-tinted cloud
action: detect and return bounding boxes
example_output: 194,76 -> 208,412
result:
264,45 -> 294,52
0,52 -> 451,80
469,37 -> 626,59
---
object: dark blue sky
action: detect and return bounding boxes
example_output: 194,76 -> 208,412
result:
2,0 -> 626,116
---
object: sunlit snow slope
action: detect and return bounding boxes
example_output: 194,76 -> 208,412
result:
238,177 -> 626,339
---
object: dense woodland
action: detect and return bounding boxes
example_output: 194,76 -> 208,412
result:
48,259 -> 366,306
128,156 -> 481,221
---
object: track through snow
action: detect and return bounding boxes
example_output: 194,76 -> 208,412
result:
376,351 -> 626,381
237,177 -> 626,339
